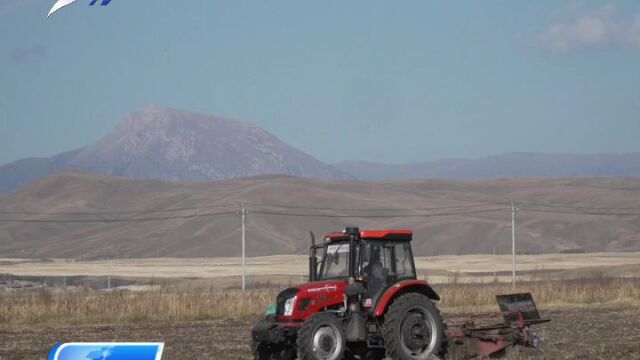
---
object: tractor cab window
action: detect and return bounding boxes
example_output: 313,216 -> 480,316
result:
361,241 -> 393,294
320,242 -> 351,279
394,243 -> 416,279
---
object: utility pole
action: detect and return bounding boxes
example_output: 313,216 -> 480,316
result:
241,203 -> 247,292
493,247 -> 497,282
511,201 -> 517,288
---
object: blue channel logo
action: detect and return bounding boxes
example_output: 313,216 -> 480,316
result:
48,0 -> 112,17
48,343 -> 164,360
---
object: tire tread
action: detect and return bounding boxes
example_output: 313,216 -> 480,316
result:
297,312 -> 346,360
381,293 -> 444,360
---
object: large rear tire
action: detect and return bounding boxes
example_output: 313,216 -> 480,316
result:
381,293 -> 444,360
297,312 -> 346,360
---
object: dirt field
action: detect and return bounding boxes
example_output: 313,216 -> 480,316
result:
1,306 -> 638,360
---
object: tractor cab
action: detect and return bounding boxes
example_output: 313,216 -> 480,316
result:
313,228 -> 418,308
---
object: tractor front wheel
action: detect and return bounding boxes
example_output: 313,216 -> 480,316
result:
297,312 -> 346,360
381,293 -> 444,360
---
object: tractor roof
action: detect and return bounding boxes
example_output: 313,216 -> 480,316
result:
324,229 -> 412,242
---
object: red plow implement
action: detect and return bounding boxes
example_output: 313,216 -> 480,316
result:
444,293 -> 550,359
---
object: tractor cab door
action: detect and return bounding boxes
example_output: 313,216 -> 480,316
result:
361,241 -> 393,305
361,241 -> 417,307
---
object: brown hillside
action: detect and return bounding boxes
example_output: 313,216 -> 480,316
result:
0,171 -> 639,258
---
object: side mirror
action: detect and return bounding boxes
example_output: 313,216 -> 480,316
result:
345,282 -> 364,297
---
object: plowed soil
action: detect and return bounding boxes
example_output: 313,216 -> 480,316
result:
1,307 -> 638,360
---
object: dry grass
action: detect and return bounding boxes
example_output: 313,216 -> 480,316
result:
437,276 -> 640,312
2,276 -> 639,326
0,288 -> 278,326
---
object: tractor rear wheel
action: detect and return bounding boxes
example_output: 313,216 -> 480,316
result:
297,312 -> 346,360
381,293 -> 444,360
252,340 -> 296,360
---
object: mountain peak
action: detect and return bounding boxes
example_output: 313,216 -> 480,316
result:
0,107 -> 351,193
118,106 -> 220,128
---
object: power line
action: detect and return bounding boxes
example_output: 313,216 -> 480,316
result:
514,199 -> 640,212
1,199 -> 639,223
244,201 -> 504,212
0,201 -> 499,217
0,203 -> 239,216
0,210 -> 238,223
518,207 -> 640,217
250,207 -> 507,218
0,201 -> 509,220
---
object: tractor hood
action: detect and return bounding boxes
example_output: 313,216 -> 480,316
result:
276,280 -> 347,321
292,280 -> 346,295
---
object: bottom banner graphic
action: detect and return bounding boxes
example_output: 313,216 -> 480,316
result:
49,343 -> 164,360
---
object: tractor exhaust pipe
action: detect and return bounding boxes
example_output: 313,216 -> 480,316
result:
309,231 -> 317,282
345,227 -> 359,280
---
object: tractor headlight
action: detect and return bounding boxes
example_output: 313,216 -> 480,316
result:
283,296 -> 297,316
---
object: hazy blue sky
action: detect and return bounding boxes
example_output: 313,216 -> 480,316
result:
1,0 -> 639,165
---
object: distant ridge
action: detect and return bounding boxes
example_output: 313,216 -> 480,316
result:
2,106 -> 639,194
0,106 -> 351,193
335,152 -> 640,181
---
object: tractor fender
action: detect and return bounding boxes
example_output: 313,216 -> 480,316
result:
373,280 -> 440,317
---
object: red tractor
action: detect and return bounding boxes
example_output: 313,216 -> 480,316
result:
252,227 -> 442,360
251,227 -> 548,360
